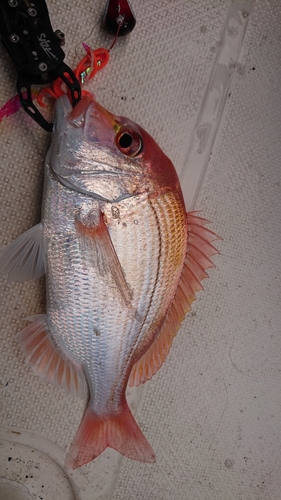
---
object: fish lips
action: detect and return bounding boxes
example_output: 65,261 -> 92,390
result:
52,94 -> 120,149
50,96 -> 146,202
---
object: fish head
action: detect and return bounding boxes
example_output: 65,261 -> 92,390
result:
50,94 -> 181,203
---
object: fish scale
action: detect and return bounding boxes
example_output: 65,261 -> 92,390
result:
0,94 -> 220,467
44,181 -> 136,408
44,162 -> 187,414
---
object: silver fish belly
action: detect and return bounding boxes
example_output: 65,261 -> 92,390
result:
43,159 -> 186,415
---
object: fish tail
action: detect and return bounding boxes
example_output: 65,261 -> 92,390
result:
65,401 -> 156,468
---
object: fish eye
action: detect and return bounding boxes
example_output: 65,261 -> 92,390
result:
116,129 -> 143,157
119,133 -> 133,148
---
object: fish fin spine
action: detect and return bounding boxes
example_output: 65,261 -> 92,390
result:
65,400 -> 156,469
129,212 -> 221,386
17,315 -> 87,398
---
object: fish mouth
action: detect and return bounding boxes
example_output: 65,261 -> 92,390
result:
50,95 -> 146,202
51,95 -> 119,175
68,94 -> 94,126
68,95 -> 115,131
52,95 -> 73,134
53,94 -> 109,134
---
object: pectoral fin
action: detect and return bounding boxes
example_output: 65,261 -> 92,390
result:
0,223 -> 46,282
75,212 -> 133,307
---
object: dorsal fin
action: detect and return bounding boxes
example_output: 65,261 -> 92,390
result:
129,212 -> 221,387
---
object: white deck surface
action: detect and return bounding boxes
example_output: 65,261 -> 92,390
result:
0,1 -> 281,499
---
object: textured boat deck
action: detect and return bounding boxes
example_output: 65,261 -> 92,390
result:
0,1 -> 281,499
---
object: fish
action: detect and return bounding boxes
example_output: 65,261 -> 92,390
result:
0,94 -> 220,468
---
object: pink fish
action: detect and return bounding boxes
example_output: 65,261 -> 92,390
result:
0,94 -> 220,468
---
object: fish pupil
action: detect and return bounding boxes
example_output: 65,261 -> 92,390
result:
119,133 -> 133,148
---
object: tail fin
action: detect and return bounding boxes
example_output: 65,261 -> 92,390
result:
65,401 -> 156,469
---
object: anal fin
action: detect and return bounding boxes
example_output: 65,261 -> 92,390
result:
17,315 -> 88,398
129,212 -> 221,387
